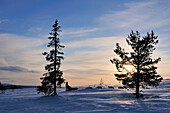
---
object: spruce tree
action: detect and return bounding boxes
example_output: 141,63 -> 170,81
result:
0,81 -> 5,94
37,19 -> 65,96
110,30 -> 163,98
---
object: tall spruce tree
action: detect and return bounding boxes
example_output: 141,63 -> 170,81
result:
110,30 -> 163,98
37,19 -> 65,96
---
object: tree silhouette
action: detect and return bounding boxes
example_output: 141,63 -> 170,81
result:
37,19 -> 65,96
0,81 -> 6,94
111,30 -> 163,98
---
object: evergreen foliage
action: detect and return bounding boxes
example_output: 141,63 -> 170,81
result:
37,19 -> 65,96
110,30 -> 163,98
0,81 -> 6,94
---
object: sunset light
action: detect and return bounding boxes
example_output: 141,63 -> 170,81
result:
0,0 -> 170,113
124,65 -> 136,73
0,0 -> 169,86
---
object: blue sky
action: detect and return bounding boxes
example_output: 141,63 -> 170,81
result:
0,0 -> 170,86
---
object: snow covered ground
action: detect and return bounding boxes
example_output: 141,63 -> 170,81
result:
0,79 -> 170,113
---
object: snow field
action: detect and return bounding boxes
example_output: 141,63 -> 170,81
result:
0,79 -> 170,113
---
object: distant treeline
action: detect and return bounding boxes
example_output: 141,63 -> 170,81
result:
1,85 -> 37,89
0,81 -> 37,93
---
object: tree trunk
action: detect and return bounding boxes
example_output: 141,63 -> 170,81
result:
136,69 -> 140,98
136,49 -> 140,98
54,34 -> 57,95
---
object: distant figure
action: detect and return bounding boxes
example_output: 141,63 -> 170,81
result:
65,82 -> 78,91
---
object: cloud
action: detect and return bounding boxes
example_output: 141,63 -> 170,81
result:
0,66 -> 39,73
0,19 -> 8,24
0,58 -> 8,66
0,33 -> 46,85
0,71 -> 41,85
28,27 -> 44,34
0,0 -> 170,86
62,33 -> 170,86
64,36 -> 127,49
61,36 -> 128,86
90,0 -> 170,79
96,0 -> 170,33
59,1 -> 170,85
0,77 -> 16,83
62,27 -> 99,37
64,68 -> 117,86
0,33 -> 46,68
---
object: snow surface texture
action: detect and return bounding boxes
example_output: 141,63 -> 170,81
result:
0,79 -> 170,113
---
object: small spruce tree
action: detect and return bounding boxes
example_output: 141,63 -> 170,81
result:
37,19 -> 65,96
0,81 -> 5,94
110,30 -> 163,98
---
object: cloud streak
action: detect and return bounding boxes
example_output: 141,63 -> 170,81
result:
61,36 -> 128,86
0,66 -> 39,73
0,33 -> 46,85
61,27 -> 99,38
96,0 -> 170,33
0,19 -> 8,24
0,0 -> 170,86
63,28 -> 99,35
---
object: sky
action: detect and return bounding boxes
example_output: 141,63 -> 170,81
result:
0,0 -> 170,86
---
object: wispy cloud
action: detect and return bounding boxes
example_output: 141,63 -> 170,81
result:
28,27 -> 44,34
0,66 -> 39,73
0,0 -> 170,86
0,33 -> 46,67
96,0 -> 170,33
64,36 -> 126,49
0,58 -> 8,66
62,36 -> 128,86
0,33 -> 46,85
0,19 -> 8,24
92,0 -> 170,80
62,28 -> 99,37
0,77 -> 16,83
62,34 -> 170,85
